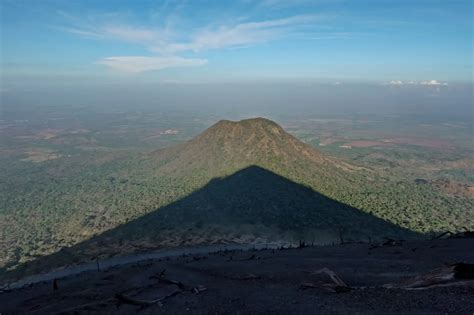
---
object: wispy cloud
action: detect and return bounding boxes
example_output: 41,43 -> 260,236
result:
60,25 -> 169,44
97,56 -> 207,73
57,9 -> 173,45
101,26 -> 159,42
258,0 -> 316,9
151,15 -> 318,54
61,12 -> 320,73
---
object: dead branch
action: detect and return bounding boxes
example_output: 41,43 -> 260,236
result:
112,270 -> 208,308
382,238 -> 404,247
115,289 -> 181,306
384,263 -> 474,289
149,269 -> 167,281
401,280 -> 474,290
312,268 -> 348,287
451,231 -> 474,239
158,277 -> 190,290
431,231 -> 453,240
192,285 -> 207,294
432,230 -> 474,240
234,273 -> 261,281
150,271 -> 207,294
233,254 -> 256,261
300,268 -> 352,293
300,281 -> 351,293
300,282 -> 319,290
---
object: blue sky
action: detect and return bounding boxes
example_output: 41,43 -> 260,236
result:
1,0 -> 472,84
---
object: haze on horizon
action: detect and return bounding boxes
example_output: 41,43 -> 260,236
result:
1,0 -> 473,122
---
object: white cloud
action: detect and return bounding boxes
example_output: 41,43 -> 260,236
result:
199,15 -> 314,48
62,13 -> 318,53
97,56 -> 208,73
384,80 -> 448,86
61,12 -> 319,73
151,22 -> 276,54
102,26 -> 159,42
60,27 -> 105,39
62,25 -> 169,44
258,0 -> 315,9
420,79 -> 448,86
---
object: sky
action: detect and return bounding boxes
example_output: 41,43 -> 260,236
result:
0,0 -> 473,85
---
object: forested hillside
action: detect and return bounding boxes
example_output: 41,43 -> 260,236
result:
1,118 -> 472,278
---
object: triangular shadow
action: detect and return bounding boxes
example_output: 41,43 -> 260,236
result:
2,165 -> 419,281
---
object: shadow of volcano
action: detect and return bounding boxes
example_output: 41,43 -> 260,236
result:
2,165 -> 419,281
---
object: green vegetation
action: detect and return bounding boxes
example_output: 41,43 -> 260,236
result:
1,111 -> 473,279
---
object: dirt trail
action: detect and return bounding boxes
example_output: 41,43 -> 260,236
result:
1,238 -> 473,314
1,242 -> 286,290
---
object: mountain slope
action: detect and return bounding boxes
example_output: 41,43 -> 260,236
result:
2,117 -> 472,280
154,118 -> 325,170
148,118 -> 361,197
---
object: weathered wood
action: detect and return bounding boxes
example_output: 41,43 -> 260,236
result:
115,275 -> 207,307
384,263 -> 474,289
300,268 -> 352,293
231,254 -> 257,261
115,290 -> 181,306
431,231 -> 453,240
234,273 -> 261,281
312,268 -> 348,287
